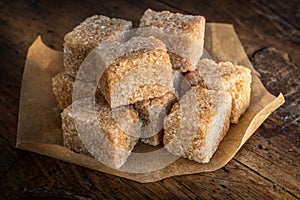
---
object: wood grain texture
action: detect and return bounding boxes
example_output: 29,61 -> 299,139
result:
0,0 -> 299,199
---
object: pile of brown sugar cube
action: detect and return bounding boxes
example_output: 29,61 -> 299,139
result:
52,9 -> 252,169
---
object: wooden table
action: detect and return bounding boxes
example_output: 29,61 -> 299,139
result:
1,0 -> 299,199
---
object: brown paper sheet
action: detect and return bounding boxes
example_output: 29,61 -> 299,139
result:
17,23 -> 284,183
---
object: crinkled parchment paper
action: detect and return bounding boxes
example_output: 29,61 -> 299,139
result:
17,23 -> 284,183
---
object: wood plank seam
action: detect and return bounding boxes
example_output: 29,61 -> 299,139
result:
0,156 -> 18,181
255,1 -> 300,31
79,171 -> 115,199
233,158 -> 299,199
122,181 -> 161,199
154,0 -> 193,14
171,178 -> 199,198
119,179 -> 151,199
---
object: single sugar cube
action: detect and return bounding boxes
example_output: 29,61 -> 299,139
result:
52,71 -> 102,110
63,15 -> 132,76
139,9 -> 206,72
217,61 -> 252,123
97,36 -> 175,108
61,97 -> 142,169
164,86 -> 232,163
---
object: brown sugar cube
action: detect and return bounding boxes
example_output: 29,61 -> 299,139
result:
217,61 -> 252,123
172,70 -> 192,99
63,15 -> 132,76
163,86 -> 232,163
97,36 -> 175,108
52,71 -> 102,110
61,97 -> 142,169
134,92 -> 177,146
139,9 -> 206,72
184,58 -> 226,91
52,72 -> 74,109
140,132 -> 163,147
185,59 -> 252,123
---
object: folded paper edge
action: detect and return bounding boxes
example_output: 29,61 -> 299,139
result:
16,35 -> 62,147
16,37 -> 42,146
241,93 -> 285,146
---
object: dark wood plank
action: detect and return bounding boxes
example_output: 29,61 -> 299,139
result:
174,160 -> 297,199
251,47 -> 299,141
235,119 -> 299,197
258,0 -> 300,30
